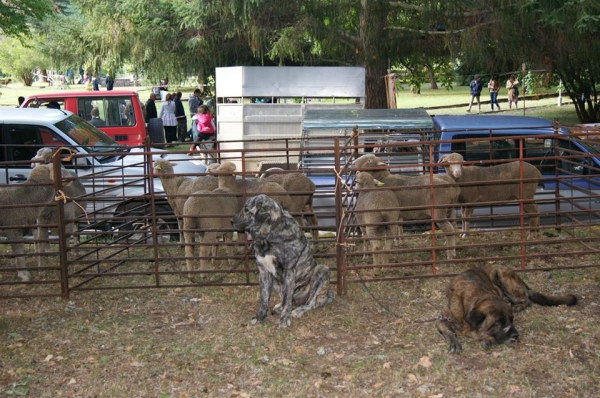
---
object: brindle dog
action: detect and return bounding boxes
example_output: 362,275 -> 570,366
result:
436,265 -> 577,353
231,194 -> 333,328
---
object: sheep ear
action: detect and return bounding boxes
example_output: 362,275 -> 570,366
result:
439,155 -> 448,163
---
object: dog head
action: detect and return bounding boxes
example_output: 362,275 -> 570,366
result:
466,297 -> 519,348
231,194 -> 283,240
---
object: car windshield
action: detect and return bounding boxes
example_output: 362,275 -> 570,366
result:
54,115 -> 126,154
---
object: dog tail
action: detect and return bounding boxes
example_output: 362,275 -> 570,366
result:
527,290 -> 577,307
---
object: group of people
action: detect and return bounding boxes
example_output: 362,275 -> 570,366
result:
83,73 -> 115,91
467,74 -> 520,113
145,88 -> 215,149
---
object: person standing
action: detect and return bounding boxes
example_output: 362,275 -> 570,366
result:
506,75 -> 519,109
145,93 -> 158,123
16,96 -> 25,107
487,76 -> 501,111
92,73 -> 100,91
189,105 -> 216,153
188,88 -> 203,117
105,74 -> 114,91
467,74 -> 483,113
159,93 -> 178,143
174,91 -> 187,142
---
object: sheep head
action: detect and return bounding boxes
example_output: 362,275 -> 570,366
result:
210,161 -> 236,176
354,171 -> 384,188
352,154 -> 387,171
30,147 -> 55,168
439,153 -> 464,179
153,159 -> 176,174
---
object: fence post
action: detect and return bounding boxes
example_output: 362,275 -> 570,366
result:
334,137 -> 347,295
52,155 -> 70,298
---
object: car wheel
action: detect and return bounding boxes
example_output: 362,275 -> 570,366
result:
116,202 -> 179,244
148,118 -> 165,144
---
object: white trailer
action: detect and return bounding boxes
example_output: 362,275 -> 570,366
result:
215,66 -> 365,171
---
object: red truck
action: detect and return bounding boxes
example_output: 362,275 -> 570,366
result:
21,90 -> 164,146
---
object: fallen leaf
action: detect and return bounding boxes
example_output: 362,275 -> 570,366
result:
343,374 -> 353,381
373,382 -> 384,389
407,373 -> 418,384
68,378 -> 76,385
429,394 -> 444,398
277,358 -> 294,366
418,356 -> 432,368
314,379 -> 323,389
43,354 -> 54,362
383,362 -> 392,369
509,385 -> 520,394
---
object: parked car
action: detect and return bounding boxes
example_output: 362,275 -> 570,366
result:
0,108 -> 207,237
21,90 -> 165,145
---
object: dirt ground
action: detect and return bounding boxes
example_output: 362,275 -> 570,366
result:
1,265 -> 598,397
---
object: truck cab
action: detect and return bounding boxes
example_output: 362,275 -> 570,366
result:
21,91 -> 151,146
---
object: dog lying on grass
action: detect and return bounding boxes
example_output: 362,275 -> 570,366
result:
231,194 -> 333,328
436,265 -> 577,353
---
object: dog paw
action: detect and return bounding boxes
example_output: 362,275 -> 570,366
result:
448,342 -> 463,354
250,316 -> 265,326
480,339 -> 497,349
277,318 -> 291,328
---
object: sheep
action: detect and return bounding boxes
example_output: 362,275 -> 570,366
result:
30,148 -> 87,269
207,163 -> 293,212
439,152 -> 542,238
352,154 -> 460,260
260,168 -> 319,239
354,171 -> 400,265
153,159 -> 218,243
0,165 -> 56,281
182,161 -> 239,281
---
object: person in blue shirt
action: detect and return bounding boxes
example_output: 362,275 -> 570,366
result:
467,74 -> 483,113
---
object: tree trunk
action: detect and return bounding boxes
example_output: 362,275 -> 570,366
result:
359,0 -> 389,109
426,64 -> 438,90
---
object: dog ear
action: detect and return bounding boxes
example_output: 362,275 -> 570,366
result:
466,308 -> 486,329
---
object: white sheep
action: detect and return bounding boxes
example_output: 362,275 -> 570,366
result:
352,154 -> 460,260
153,159 -> 218,243
182,161 -> 239,281
207,163 -> 293,212
260,168 -> 319,239
0,165 -> 56,281
354,171 -> 400,265
30,148 -> 87,269
439,152 -> 542,237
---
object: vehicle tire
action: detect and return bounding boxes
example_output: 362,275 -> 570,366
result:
116,202 -> 179,244
148,118 -> 165,144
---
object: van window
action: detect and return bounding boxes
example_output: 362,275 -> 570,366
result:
450,134 -> 598,176
77,97 -> 136,127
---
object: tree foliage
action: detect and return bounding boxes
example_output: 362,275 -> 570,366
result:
13,0 -> 600,120
0,37 -> 49,85
0,0 -> 53,37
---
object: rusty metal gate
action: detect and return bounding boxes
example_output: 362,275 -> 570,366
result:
1,128 -> 599,299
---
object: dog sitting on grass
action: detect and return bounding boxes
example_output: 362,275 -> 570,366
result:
231,194 -> 333,328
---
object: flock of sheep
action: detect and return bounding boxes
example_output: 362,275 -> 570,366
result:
0,148 -> 543,282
